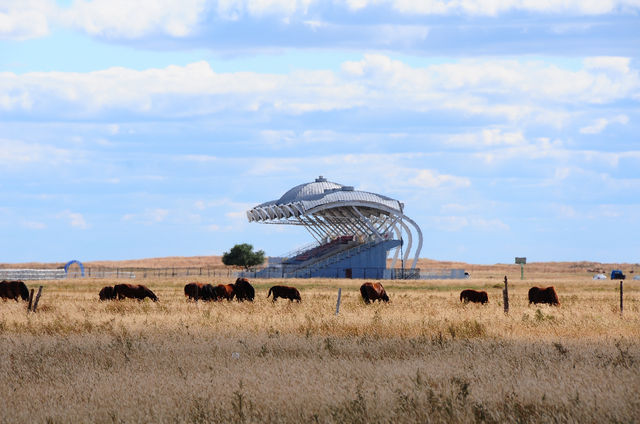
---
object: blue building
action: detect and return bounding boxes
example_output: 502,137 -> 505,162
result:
244,176 -> 423,279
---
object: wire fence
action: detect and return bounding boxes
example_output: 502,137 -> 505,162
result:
3,267 -> 467,281
0,269 -> 66,280
80,267 -> 238,279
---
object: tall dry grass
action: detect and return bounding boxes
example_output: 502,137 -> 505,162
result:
0,274 -> 639,423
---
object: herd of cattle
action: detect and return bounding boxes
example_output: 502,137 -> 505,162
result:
0,278 -> 560,306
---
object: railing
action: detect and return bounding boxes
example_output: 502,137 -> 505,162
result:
240,267 -> 424,280
0,269 -> 66,280
278,241 -> 319,262
419,269 -> 467,279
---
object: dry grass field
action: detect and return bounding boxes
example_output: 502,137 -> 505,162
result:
1,265 -> 639,423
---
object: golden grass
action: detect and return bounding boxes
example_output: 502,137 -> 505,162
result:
1,273 -> 639,423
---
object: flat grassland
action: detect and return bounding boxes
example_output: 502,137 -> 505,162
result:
1,269 -> 639,423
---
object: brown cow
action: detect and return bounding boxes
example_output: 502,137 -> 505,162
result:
0,280 -> 29,301
460,289 -> 488,304
360,282 -> 389,304
528,286 -> 560,306
99,286 -> 116,301
184,282 -> 206,300
213,284 -> 234,301
234,278 -> 255,302
113,284 -> 158,302
267,285 -> 301,302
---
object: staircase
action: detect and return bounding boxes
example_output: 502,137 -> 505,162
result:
284,240 -> 396,278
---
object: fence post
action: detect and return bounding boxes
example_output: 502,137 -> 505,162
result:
503,276 -> 509,314
335,288 -> 342,315
27,289 -> 34,312
32,286 -> 43,312
620,280 -> 624,317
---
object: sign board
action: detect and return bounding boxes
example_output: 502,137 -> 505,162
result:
515,257 -> 526,265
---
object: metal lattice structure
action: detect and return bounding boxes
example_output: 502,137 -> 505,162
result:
247,176 -> 422,271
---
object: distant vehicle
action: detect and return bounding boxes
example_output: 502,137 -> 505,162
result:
593,274 -> 607,280
633,275 -> 640,281
611,270 -> 626,280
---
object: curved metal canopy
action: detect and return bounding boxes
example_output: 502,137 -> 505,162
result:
246,176 -> 423,268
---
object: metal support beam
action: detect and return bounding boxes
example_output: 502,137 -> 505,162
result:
352,206 -> 383,241
389,223 -> 402,269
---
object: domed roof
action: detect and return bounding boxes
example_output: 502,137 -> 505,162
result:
252,176 -> 401,215
276,176 -> 343,204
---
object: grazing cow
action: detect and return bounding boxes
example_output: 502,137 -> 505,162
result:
0,280 -> 29,301
199,284 -> 218,301
267,285 -> 301,302
99,286 -> 116,301
528,286 -> 560,306
234,278 -> 255,302
184,282 -> 206,301
360,282 -> 389,304
113,284 -> 158,302
460,289 -> 488,304
214,284 -> 235,301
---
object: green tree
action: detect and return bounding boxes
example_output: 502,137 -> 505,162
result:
222,243 -> 265,270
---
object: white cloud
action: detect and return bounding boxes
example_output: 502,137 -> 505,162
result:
122,208 -> 169,225
583,56 -> 631,74
472,136 -> 566,164
0,0 -> 51,40
580,114 -> 629,134
470,217 -> 510,231
2,56 -> 637,124
447,128 -> 526,148
2,0 -> 639,42
431,215 -> 509,232
21,220 -> 46,230
0,139 -> 75,166
61,0 -> 207,38
58,210 -> 89,229
432,216 -> 469,231
260,129 -> 343,147
409,169 -> 471,189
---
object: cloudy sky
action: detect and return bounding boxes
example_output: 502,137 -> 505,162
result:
1,0 -> 639,264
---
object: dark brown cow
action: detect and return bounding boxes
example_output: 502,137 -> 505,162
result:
360,282 -> 389,304
528,286 -> 560,306
99,286 -> 116,301
113,284 -> 158,302
184,282 -> 206,300
460,289 -> 488,304
199,284 -> 217,301
213,284 -> 234,301
267,285 -> 301,302
234,278 -> 255,302
0,280 -> 29,301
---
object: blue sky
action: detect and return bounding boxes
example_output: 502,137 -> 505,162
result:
1,0 -> 639,264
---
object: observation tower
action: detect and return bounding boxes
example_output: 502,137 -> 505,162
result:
246,176 -> 423,279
